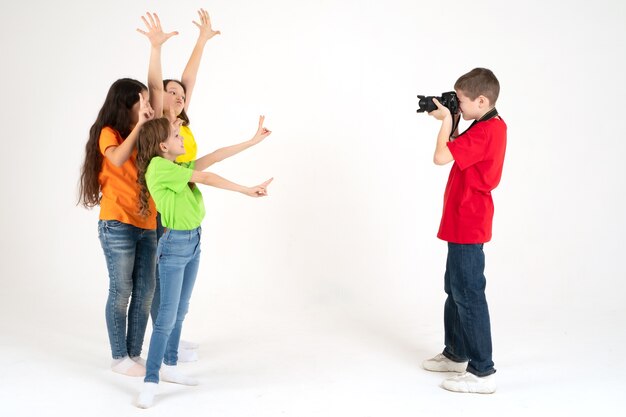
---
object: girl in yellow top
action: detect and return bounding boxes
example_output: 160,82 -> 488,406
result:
138,9 -> 220,359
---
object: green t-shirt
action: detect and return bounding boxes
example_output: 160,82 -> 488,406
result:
146,157 -> 205,230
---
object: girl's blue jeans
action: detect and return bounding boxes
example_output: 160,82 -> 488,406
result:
98,220 -> 156,359
145,227 -> 201,383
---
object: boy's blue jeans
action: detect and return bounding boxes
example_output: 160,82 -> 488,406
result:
98,220 -> 156,359
145,227 -> 201,384
442,242 -> 495,377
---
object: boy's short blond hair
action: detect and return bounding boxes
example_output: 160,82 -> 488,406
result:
454,68 -> 500,105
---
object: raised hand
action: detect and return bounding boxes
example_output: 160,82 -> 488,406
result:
251,116 -> 272,144
137,93 -> 155,126
193,8 -> 221,41
137,12 -> 178,47
245,178 -> 274,197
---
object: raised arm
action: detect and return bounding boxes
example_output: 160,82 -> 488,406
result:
137,12 -> 178,118
190,171 -> 273,198
104,94 -> 155,167
181,8 -> 221,112
194,116 -> 271,171
430,98 -> 454,165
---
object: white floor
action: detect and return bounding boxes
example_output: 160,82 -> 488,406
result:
2,293 -> 623,417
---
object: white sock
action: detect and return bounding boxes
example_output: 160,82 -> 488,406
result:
160,364 -> 198,386
131,356 -> 146,366
178,348 -> 198,363
111,356 -> 145,377
179,339 -> 199,350
137,382 -> 158,409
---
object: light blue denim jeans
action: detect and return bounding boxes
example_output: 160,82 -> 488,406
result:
98,220 -> 156,359
145,227 -> 201,383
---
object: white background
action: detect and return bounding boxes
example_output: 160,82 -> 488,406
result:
1,0 -> 625,415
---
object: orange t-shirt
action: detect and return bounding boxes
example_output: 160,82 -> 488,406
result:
98,127 -> 156,229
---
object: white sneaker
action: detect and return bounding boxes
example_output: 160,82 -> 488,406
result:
178,348 -> 199,363
179,339 -> 199,350
441,372 -> 496,394
160,364 -> 198,386
422,353 -> 467,373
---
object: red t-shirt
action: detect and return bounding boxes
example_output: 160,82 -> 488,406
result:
437,117 -> 507,244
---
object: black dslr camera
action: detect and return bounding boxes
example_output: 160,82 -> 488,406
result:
416,91 -> 459,114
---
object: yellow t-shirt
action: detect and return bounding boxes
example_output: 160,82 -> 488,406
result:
175,125 -> 197,163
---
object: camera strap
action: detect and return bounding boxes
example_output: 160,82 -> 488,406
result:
451,115 -> 460,138
457,107 -> 499,137
477,107 -> 499,123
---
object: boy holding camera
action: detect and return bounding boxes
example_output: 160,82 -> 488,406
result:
423,68 -> 506,394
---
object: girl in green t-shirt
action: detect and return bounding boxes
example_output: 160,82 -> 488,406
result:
134,116 -> 272,408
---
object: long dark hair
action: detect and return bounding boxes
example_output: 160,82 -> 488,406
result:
78,78 -> 147,208
164,79 -> 190,126
136,118 -> 171,217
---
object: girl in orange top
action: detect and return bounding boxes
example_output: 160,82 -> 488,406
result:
79,78 -> 157,377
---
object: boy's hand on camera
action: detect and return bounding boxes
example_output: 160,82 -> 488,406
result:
428,98 -> 452,121
137,12 -> 178,47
